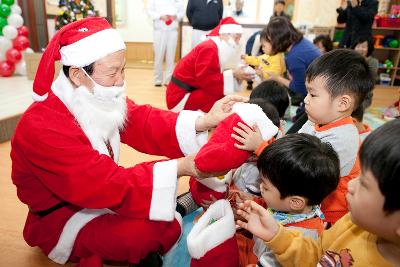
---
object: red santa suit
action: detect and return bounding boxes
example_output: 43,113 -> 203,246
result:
10,18 -> 208,266
166,17 -> 243,113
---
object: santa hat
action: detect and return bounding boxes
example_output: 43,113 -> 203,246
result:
33,17 -> 126,102
194,102 -> 278,174
187,199 -> 239,267
207,17 -> 242,37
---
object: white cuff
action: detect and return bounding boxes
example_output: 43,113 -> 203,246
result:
233,103 -> 279,140
149,160 -> 178,221
176,110 -> 208,156
187,200 -> 236,259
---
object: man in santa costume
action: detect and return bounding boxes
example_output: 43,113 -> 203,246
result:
10,17 -> 246,267
166,17 -> 255,113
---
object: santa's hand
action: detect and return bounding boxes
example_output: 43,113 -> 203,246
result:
195,95 -> 249,131
236,200 -> 279,242
160,15 -> 169,21
232,122 -> 263,152
233,66 -> 255,81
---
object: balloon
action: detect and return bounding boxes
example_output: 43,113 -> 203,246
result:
0,4 -> 11,18
2,25 -> 17,39
7,13 -> 23,28
0,60 -> 15,77
389,39 -> 399,48
5,47 -> 21,63
2,0 -> 15,6
12,35 -> 29,50
17,25 -> 28,37
11,4 -> 21,15
0,36 -> 12,53
14,60 -> 25,75
0,16 -> 7,31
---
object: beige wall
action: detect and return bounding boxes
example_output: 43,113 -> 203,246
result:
292,0 -> 341,27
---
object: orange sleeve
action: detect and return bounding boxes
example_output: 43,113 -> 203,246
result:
255,138 -> 275,156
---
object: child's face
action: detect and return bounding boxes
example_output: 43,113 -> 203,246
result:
260,176 -> 290,212
304,76 -> 342,125
347,170 -> 400,243
315,41 -> 326,54
261,38 -> 272,55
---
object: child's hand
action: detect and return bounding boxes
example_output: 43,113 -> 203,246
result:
200,194 -> 219,209
232,122 -> 263,152
236,200 -> 280,242
255,67 -> 263,79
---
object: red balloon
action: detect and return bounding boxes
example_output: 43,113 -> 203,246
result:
17,25 -> 29,37
0,60 -> 15,77
13,35 -> 30,51
5,48 -> 22,63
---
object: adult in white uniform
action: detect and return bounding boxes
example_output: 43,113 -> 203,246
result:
148,0 -> 184,86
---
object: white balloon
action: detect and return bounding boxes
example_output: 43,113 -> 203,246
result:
15,61 -> 26,76
11,5 -> 22,15
0,36 -> 12,54
7,14 -> 24,28
2,25 -> 18,40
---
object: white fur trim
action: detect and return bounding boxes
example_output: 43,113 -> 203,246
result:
171,92 -> 190,113
219,24 -> 243,35
60,29 -> 126,67
233,103 -> 279,140
187,199 -> 236,259
48,208 -> 113,264
223,69 -> 235,95
198,177 -> 228,193
149,160 -> 178,221
32,92 -> 48,102
175,110 -> 208,156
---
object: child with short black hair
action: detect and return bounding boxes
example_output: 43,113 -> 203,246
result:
253,133 -> 340,266
237,119 -> 400,267
250,80 -> 290,119
233,49 -> 375,224
313,34 -> 333,54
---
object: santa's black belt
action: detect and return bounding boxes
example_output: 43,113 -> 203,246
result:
171,76 -> 197,92
30,202 -> 69,217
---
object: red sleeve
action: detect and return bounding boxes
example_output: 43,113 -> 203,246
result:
13,114 -> 178,221
120,99 -> 184,159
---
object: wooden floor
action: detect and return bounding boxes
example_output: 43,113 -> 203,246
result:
0,68 -> 398,266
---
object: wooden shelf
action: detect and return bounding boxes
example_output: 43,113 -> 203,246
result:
335,25 -> 400,31
375,47 -> 400,50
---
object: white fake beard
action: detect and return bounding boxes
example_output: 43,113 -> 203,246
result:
218,38 -> 242,70
68,84 -> 127,142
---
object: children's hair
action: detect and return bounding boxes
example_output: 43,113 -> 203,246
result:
274,0 -> 285,5
306,49 -> 374,109
351,36 -> 374,57
313,34 -> 333,52
257,133 -> 340,205
249,98 -> 280,129
250,80 -> 289,118
262,17 -> 302,55
351,90 -> 373,122
360,119 -> 400,213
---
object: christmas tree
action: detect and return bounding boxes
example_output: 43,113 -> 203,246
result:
55,0 -> 98,30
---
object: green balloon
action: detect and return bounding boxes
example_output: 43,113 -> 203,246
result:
0,4 -> 11,18
1,0 -> 14,6
389,39 -> 399,48
0,16 -> 7,32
